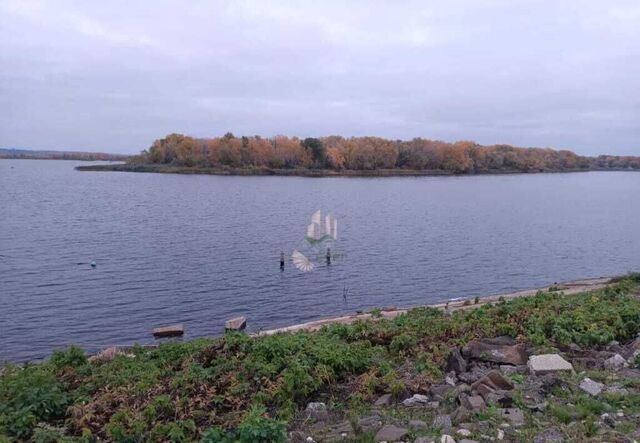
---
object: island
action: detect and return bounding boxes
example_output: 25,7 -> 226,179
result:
76,133 -> 640,177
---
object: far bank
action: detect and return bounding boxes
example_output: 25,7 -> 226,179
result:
75,162 -> 639,177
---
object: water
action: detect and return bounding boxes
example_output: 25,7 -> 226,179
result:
1,159 -> 639,362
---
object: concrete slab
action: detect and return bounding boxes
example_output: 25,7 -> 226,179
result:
527,354 -> 573,375
152,324 -> 184,338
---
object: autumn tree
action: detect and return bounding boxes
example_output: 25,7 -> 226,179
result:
139,133 -> 640,173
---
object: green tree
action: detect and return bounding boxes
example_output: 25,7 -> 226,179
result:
302,138 -> 326,167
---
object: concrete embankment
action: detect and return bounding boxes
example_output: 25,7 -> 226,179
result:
256,276 -> 613,336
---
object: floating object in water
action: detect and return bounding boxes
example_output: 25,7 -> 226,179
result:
152,324 -> 184,338
292,250 -> 314,272
90,261 -> 97,268
225,316 -> 247,331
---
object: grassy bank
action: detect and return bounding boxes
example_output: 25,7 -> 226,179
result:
74,163 -> 637,177
1,275 -> 640,442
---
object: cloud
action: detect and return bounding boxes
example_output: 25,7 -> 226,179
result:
226,1 -> 444,48
0,0 -> 157,48
0,0 -> 638,155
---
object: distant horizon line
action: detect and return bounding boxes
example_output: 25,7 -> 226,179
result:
2,133 -> 638,159
0,147 -> 132,157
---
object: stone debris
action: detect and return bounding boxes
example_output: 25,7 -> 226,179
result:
603,353 -> 627,370
292,328 -> 640,443
357,415 -> 383,433
470,370 -> 514,406
620,368 -> 640,378
374,424 -> 408,442
533,429 -> 565,442
452,406 -> 471,425
152,323 -> 184,338
601,412 -> 616,428
472,370 -> 514,391
459,393 -> 486,411
462,337 -> 528,365
431,384 -> 455,399
225,316 -> 247,331
433,414 -> 453,429
447,348 -> 468,374
374,393 -> 393,407
457,366 -> 487,384
323,420 -> 353,440
88,346 -> 121,363
305,402 -> 329,422
605,385 -> 629,395
579,377 -> 604,396
500,408 -> 525,427
527,354 -> 573,375
402,393 -> 431,407
500,364 -> 528,375
445,373 -> 458,386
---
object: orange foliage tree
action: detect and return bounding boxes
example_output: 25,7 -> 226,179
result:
140,133 -> 640,173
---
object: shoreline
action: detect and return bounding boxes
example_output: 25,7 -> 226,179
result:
256,276 -> 613,336
79,275 -> 615,358
74,162 -> 639,178
6,275 -> 617,363
4,273 -> 639,441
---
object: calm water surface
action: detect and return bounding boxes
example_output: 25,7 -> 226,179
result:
1,159 -> 639,362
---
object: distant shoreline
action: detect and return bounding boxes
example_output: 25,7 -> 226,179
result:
75,162 -> 639,177
2,158 -> 126,162
1,150 -> 129,162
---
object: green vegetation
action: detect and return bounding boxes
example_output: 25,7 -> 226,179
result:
78,133 -> 640,176
1,274 -> 639,442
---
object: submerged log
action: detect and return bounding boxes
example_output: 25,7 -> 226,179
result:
225,316 -> 247,331
152,324 -> 184,338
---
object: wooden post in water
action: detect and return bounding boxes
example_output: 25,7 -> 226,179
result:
326,247 -> 331,265
280,251 -> 285,271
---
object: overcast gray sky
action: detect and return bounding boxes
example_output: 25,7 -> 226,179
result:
1,0 -> 639,155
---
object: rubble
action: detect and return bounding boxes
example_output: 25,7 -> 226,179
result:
527,354 -> 574,375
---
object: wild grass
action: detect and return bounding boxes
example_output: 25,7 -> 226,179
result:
1,274 -> 639,442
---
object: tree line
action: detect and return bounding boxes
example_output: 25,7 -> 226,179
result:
133,133 -> 640,173
0,148 -> 128,161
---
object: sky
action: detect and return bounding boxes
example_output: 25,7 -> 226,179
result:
0,0 -> 639,155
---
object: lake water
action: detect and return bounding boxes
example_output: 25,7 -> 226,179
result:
1,159 -> 639,362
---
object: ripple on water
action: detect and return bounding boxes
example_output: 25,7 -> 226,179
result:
1,160 -> 639,361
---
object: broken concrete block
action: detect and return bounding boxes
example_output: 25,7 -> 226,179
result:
527,354 -> 573,375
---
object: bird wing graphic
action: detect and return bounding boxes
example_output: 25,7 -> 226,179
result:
292,250 -> 314,272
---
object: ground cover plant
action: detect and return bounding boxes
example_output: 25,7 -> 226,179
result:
1,274 -> 639,442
